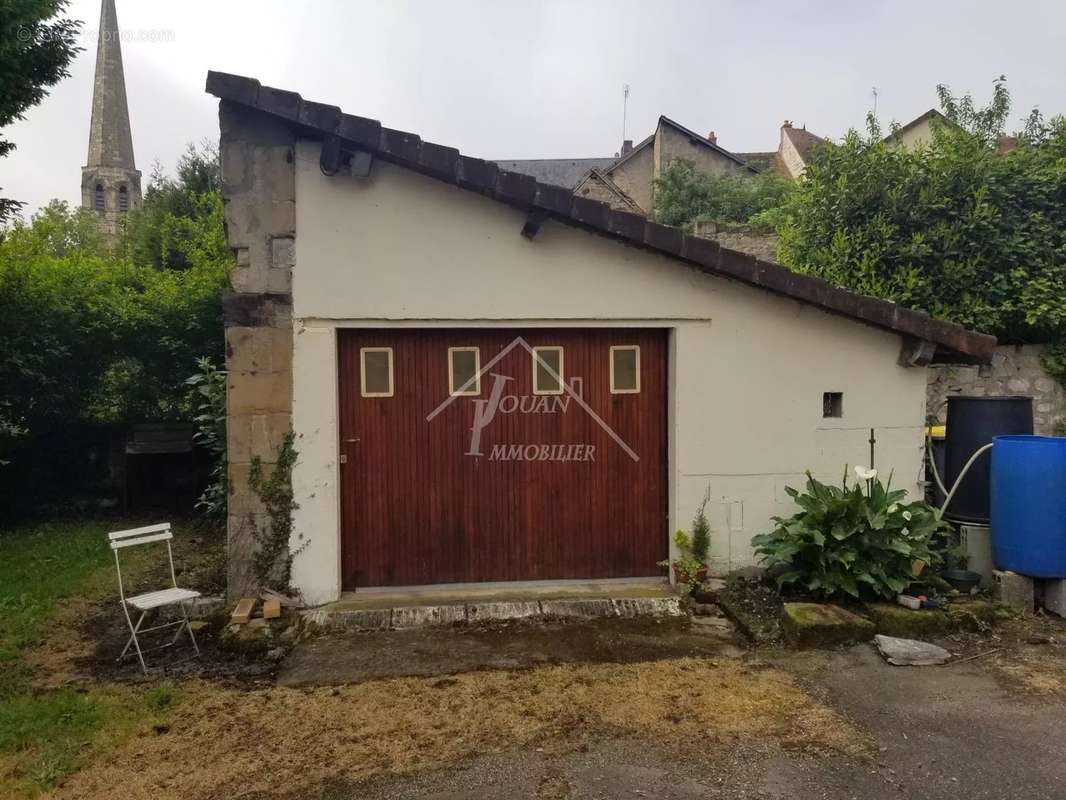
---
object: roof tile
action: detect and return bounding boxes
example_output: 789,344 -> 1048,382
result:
203,70 -> 996,363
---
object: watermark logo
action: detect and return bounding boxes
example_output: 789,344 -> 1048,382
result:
13,26 -> 175,46
426,336 -> 639,462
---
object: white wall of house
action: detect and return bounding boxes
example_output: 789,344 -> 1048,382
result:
288,141 -> 929,605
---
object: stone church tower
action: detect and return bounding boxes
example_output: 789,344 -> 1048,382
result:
81,0 -> 141,236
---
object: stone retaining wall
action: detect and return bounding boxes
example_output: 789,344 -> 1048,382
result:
927,344 -> 1065,435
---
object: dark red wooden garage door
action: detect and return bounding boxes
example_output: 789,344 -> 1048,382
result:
338,328 -> 667,588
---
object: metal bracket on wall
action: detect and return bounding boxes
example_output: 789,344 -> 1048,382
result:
898,337 -> 937,368
521,208 -> 549,240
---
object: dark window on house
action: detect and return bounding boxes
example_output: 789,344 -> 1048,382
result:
823,392 -> 843,418
532,347 -> 564,395
118,185 -> 129,211
94,184 -> 105,210
448,347 -> 480,396
360,348 -> 394,397
610,346 -> 640,394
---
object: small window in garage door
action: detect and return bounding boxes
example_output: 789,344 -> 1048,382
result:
360,347 -> 393,397
449,347 -> 481,396
610,346 -> 640,394
532,346 -> 564,395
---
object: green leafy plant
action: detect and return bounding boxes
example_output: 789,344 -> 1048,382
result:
777,78 -> 1066,346
653,159 -> 795,231
1040,339 -> 1066,392
752,468 -> 948,600
659,489 -> 714,586
185,357 -> 226,521
247,431 -> 301,592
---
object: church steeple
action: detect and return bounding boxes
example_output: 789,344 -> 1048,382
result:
81,0 -> 141,236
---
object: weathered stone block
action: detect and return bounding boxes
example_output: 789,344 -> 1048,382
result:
1044,579 -> 1066,618
391,604 -> 467,628
265,266 -> 292,295
612,597 -> 681,618
993,570 -> 1034,613
228,369 -> 293,416
227,465 -> 267,516
866,602 -> 951,638
540,599 -> 617,619
250,412 -> 292,462
271,236 -> 295,269
874,634 -> 951,666
321,608 -> 391,632
781,603 -> 875,649
226,414 -> 253,463
466,601 -> 542,622
270,200 -> 296,236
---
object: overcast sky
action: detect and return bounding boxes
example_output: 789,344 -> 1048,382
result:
3,0 -> 1063,217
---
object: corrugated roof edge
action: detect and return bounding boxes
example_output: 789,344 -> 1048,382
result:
204,70 -> 996,364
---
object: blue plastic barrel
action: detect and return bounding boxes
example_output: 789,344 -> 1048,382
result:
991,435 -> 1066,578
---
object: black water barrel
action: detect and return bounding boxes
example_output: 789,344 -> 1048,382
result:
944,396 -> 1033,524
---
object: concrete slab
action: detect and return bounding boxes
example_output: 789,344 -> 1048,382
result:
993,570 -> 1034,613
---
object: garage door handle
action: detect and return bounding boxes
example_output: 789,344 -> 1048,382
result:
344,438 -> 360,443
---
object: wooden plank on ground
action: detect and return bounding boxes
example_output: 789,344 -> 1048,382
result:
262,598 -> 282,620
261,588 -> 301,608
231,597 -> 256,624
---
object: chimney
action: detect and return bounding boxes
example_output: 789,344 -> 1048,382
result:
782,120 -> 792,129
707,131 -> 717,145
621,139 -> 633,156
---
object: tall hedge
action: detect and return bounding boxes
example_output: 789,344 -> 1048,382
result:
777,114 -> 1066,344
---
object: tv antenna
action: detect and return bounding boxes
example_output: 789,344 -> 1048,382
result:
622,84 -> 630,142
872,86 -> 879,116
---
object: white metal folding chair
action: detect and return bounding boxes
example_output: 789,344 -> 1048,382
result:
109,522 -> 201,674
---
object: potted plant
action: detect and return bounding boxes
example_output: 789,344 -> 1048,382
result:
660,489 -> 712,588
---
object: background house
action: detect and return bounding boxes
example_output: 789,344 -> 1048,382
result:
499,117 -> 825,218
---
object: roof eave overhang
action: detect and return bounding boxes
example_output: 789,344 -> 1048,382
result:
205,71 -> 996,365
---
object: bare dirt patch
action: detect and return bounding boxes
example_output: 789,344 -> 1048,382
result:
48,657 -> 868,800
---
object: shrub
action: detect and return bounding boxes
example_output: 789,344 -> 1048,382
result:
751,469 -> 948,600
653,160 -> 795,231
186,357 -> 227,521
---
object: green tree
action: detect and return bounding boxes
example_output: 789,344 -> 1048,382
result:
0,148 -> 230,513
0,0 -> 81,223
653,160 -> 795,232
122,142 -> 226,269
777,80 -> 1066,344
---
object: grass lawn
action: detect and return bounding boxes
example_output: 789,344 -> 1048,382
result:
0,519 -> 180,798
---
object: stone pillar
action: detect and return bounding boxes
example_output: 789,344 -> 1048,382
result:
218,101 -> 297,599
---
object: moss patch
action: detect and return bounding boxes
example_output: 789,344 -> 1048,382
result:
866,603 -> 952,638
945,599 -> 1004,632
781,603 -> 875,649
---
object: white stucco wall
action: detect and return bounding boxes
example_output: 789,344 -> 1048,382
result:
289,141 -> 928,605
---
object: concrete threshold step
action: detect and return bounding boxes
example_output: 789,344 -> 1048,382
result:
301,596 -> 682,632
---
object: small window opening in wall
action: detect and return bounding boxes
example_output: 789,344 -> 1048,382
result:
449,347 -> 480,396
610,346 -> 640,394
823,391 -> 843,418
118,185 -> 128,211
360,347 -> 394,397
532,346 -> 564,395
94,184 -> 105,209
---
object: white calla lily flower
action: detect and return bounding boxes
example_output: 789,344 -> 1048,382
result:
854,466 -> 878,481
888,503 -> 899,514
902,510 -> 912,521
